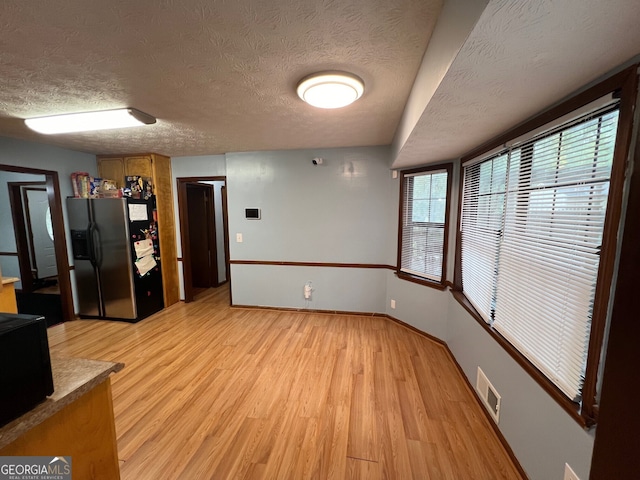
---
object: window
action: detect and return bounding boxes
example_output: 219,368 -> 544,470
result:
458,95 -> 624,421
398,164 -> 452,286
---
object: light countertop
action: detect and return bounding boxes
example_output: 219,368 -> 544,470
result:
0,356 -> 124,449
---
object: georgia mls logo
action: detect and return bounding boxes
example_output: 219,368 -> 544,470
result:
49,457 -> 71,473
0,456 -> 72,479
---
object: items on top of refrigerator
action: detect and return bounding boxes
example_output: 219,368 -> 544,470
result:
70,172 -> 90,198
71,172 -> 122,198
101,179 -> 120,198
89,177 -> 102,197
123,176 -> 153,200
71,173 -> 155,199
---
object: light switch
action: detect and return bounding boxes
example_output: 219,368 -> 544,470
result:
236,233 -> 243,243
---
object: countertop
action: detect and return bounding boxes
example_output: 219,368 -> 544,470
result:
0,356 -> 124,449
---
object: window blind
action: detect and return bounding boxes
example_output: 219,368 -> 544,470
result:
460,154 -> 507,322
400,168 -> 448,282
460,103 -> 620,401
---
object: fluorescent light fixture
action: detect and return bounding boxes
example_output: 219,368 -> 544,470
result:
297,71 -> 364,109
24,108 -> 156,134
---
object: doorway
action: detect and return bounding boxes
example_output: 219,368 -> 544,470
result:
187,183 -> 218,289
0,165 -> 72,324
177,176 -> 230,303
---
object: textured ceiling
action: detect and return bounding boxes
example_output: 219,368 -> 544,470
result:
0,0 -> 441,157
2,0 -> 639,168
392,0 -> 640,168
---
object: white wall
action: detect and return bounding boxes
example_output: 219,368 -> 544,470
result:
385,272 -> 449,340
232,264 -> 388,312
225,146 -> 397,312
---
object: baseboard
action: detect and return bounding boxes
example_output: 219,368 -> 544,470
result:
443,345 -> 529,480
381,313 -> 448,347
230,303 -> 380,317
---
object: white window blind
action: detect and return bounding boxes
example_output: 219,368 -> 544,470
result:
400,168 -> 448,282
460,104 -> 620,401
460,154 -> 507,322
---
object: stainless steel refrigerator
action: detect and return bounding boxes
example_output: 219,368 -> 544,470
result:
67,197 -> 164,322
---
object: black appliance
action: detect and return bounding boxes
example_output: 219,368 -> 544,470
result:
0,313 -> 54,427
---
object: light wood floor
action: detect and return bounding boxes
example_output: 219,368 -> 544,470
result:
47,285 -> 524,479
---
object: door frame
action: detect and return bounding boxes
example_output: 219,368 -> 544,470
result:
186,182 -> 218,288
1,164 -> 73,321
8,182 -> 46,293
23,186 -> 54,281
177,176 -> 230,303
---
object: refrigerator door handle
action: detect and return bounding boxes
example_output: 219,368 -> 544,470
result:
87,224 -> 96,267
88,222 -> 103,268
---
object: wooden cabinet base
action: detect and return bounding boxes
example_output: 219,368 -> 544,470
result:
0,379 -> 120,480
0,278 -> 19,313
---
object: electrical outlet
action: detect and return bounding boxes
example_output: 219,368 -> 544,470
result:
236,233 -> 243,243
390,299 -> 396,309
304,282 -> 312,300
564,463 -> 580,480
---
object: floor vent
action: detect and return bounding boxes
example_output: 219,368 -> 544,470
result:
476,367 -> 501,423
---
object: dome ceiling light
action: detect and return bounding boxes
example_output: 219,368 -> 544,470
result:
297,71 -> 364,109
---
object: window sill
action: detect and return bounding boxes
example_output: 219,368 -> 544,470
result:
395,271 -> 447,291
449,289 -> 593,428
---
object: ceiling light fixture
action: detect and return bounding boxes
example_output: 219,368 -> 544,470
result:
297,71 -> 364,109
24,108 -> 156,135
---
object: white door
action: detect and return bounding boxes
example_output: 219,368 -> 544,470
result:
26,189 -> 58,279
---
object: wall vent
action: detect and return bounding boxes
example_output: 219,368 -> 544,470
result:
476,367 -> 501,423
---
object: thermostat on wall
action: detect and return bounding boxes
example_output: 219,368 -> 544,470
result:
245,208 -> 261,219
